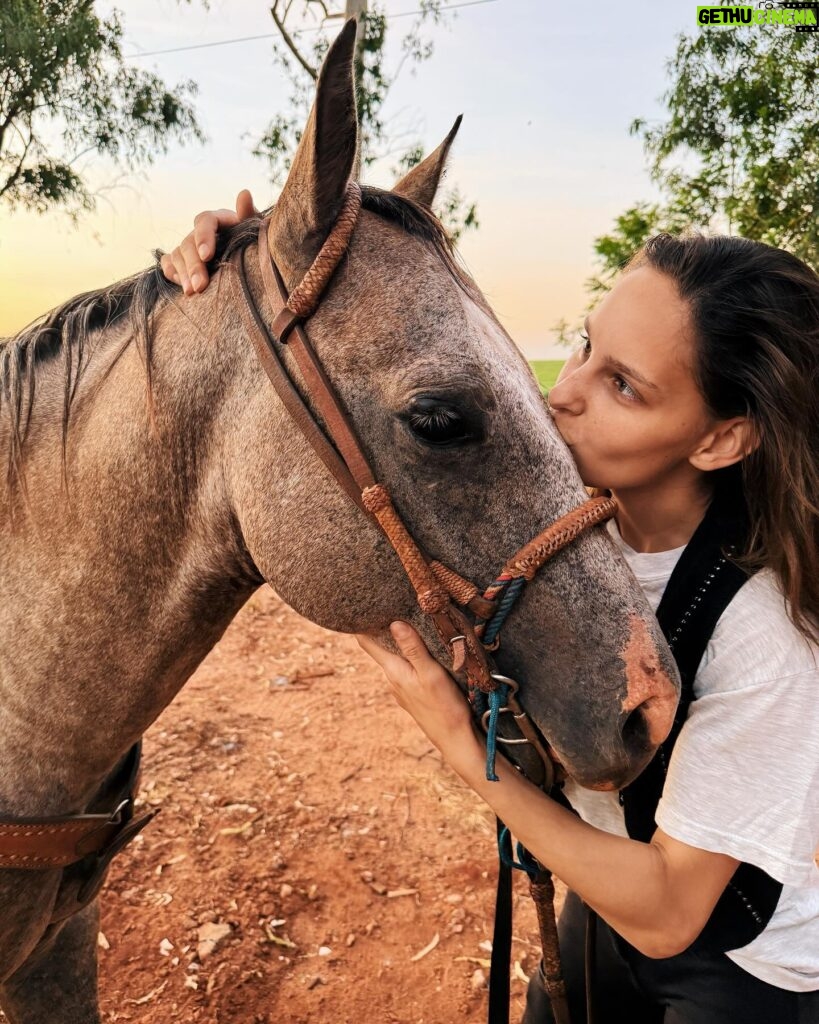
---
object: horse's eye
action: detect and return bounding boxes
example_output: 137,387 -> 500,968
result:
405,397 -> 480,448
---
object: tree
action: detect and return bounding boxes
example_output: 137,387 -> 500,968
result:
574,6 -> 819,336
254,0 -> 478,240
0,0 -> 203,217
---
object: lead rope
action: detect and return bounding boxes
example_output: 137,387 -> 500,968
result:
489,829 -> 572,1024
442,564 -> 581,1024
472,573 -> 576,1024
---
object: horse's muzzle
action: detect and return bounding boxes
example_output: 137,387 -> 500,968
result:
546,613 -> 680,792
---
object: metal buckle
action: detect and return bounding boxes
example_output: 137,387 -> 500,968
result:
489,671 -> 520,694
108,798 -> 131,825
480,673 -> 531,745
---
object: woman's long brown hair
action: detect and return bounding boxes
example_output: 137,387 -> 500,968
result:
633,234 -> 819,644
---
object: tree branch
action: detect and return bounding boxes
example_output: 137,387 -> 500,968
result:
67,143 -> 98,166
0,130 -> 33,199
0,101 -> 21,152
305,0 -> 333,17
271,2 -> 318,79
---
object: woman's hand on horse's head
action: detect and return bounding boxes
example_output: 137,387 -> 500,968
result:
160,189 -> 257,296
356,622 -> 477,759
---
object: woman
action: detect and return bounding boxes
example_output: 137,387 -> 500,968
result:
163,200 -> 819,1023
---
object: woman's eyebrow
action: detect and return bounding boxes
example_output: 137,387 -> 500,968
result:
584,317 -> 659,392
606,357 -> 659,392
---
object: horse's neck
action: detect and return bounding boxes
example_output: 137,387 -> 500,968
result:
0,299 -> 261,816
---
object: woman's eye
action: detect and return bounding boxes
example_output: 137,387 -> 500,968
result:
613,375 -> 638,401
405,399 -> 479,447
578,332 -> 591,356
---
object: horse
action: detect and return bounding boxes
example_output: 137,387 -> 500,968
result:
0,22 -> 678,1023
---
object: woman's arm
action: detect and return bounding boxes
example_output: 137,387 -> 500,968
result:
357,621 -> 739,959
159,189 -> 256,295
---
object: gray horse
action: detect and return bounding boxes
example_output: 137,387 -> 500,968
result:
0,23 -> 677,1023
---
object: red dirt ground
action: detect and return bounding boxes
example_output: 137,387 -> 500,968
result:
90,586 -> 562,1023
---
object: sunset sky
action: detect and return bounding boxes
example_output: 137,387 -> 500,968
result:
0,0 -> 697,357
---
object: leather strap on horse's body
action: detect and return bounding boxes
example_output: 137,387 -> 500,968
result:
488,850 -> 571,1024
0,743 -> 156,869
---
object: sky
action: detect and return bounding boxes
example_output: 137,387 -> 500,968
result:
0,0 -> 699,357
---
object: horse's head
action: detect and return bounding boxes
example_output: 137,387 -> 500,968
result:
225,22 -> 679,791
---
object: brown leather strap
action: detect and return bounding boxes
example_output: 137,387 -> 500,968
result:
0,743 -> 157,869
429,560 -> 497,619
361,484 -> 451,614
259,228 -> 378,494
502,497 -> 617,580
240,190 -> 496,690
0,813 -> 134,868
264,183 -> 362,342
430,605 -> 495,691
229,249 -> 366,513
357,483 -> 494,689
529,871 -> 571,1024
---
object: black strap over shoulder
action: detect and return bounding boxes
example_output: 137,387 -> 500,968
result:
620,492 -> 783,952
621,493 -> 748,842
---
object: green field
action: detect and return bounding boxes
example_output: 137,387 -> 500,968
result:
530,360 -> 564,395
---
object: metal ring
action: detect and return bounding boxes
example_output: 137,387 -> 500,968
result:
489,672 -> 520,696
480,705 -> 532,744
107,799 -> 131,824
448,634 -> 467,645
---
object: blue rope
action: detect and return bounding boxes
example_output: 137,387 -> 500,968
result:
482,576 -> 526,646
497,826 -> 541,879
484,683 -> 509,781
472,574 -> 529,781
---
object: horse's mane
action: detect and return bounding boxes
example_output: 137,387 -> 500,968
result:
0,185 -> 471,493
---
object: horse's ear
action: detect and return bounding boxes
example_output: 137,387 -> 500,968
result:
267,19 -> 358,278
392,115 -> 462,208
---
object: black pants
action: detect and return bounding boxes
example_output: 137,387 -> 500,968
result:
522,891 -> 819,1024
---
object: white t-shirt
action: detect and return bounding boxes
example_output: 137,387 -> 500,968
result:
563,521 -> 819,992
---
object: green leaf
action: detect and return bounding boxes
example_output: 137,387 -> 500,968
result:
590,16 -> 818,300
0,0 -> 203,216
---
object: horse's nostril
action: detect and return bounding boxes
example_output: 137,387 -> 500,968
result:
621,613 -> 679,750
620,704 -> 650,756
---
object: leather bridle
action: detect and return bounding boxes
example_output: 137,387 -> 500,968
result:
231,180 -> 614,750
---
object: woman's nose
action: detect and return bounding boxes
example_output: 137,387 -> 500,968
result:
548,368 -> 584,415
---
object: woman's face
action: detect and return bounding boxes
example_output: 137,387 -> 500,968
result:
548,265 -> 716,493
